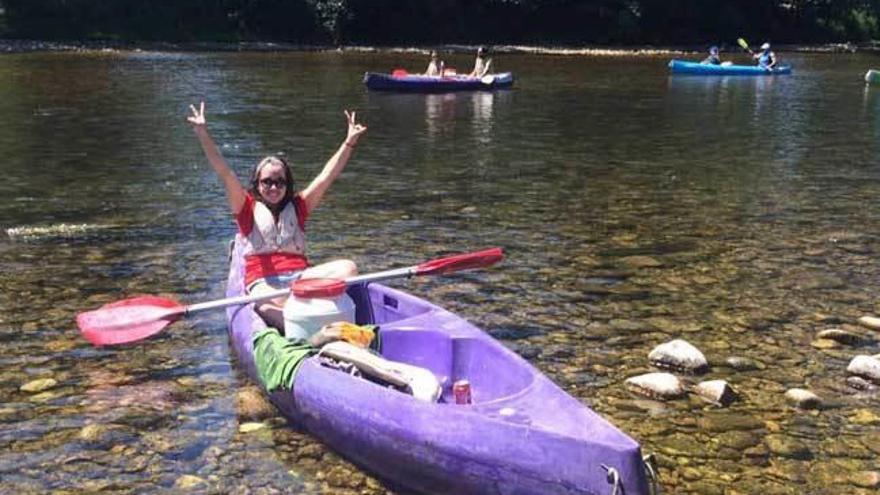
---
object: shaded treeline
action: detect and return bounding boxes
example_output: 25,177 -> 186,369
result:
2,0 -> 879,45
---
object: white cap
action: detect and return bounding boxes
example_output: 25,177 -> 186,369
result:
760,43 -> 771,50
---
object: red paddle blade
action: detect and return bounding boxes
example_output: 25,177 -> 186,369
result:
414,247 -> 504,276
76,296 -> 185,346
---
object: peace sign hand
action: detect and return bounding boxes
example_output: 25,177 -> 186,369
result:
187,101 -> 207,127
344,110 -> 367,146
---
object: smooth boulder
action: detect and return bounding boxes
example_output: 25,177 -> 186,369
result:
858,316 -> 880,330
648,339 -> 708,374
785,388 -> 823,409
694,380 -> 737,406
625,372 -> 685,400
847,376 -> 877,391
816,328 -> 867,345
847,355 -> 880,383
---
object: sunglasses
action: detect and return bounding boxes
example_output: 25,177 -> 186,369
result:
259,178 -> 287,189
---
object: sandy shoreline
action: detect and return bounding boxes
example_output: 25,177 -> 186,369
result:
0,39 -> 871,56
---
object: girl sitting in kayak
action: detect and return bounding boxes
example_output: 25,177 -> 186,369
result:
187,101 -> 367,332
754,42 -> 777,69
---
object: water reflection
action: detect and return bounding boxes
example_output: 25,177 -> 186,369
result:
863,84 -> 880,145
424,93 -> 457,139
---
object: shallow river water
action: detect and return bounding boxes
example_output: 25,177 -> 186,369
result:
2,48 -> 880,494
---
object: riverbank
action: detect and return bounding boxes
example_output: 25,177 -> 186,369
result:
0,38 -> 872,56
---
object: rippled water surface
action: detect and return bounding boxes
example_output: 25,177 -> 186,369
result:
3,49 -> 880,494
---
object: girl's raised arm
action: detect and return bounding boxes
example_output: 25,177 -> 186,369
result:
188,102 -> 247,215
301,110 -> 367,213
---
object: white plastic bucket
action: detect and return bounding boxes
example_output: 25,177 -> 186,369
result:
282,278 -> 356,341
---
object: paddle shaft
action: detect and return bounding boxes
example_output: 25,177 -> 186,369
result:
77,247 -> 502,346
185,266 -> 420,314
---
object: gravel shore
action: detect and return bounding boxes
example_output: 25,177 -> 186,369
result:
0,38 -> 872,56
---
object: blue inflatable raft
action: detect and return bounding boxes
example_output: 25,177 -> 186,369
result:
364,72 -> 514,92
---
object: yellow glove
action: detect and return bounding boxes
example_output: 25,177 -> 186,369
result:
338,322 -> 375,348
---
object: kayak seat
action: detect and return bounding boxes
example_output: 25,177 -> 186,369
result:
378,329 -> 454,386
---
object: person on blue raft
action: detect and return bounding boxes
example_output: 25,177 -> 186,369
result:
701,46 -> 722,65
425,50 -> 443,76
754,42 -> 778,70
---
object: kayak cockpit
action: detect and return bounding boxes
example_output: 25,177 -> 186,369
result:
346,283 -> 536,405
382,332 -> 536,405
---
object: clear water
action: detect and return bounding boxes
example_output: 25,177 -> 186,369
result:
2,49 -> 880,494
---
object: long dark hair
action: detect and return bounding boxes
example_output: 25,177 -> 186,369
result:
249,155 -> 296,211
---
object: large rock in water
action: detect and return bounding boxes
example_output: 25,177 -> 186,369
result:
847,355 -> 880,383
236,385 -> 276,421
847,376 -> 877,391
784,388 -> 823,409
648,339 -> 708,374
858,316 -> 880,330
625,372 -> 685,400
694,380 -> 737,406
816,328 -> 867,345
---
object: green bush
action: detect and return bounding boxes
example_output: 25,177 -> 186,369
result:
2,0 -> 879,44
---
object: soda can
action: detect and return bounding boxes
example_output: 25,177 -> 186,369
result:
453,379 -> 472,405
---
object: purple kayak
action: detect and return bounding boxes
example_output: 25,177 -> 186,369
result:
226,239 -> 656,495
364,71 -> 514,92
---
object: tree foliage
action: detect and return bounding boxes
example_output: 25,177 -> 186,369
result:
2,0 -> 879,44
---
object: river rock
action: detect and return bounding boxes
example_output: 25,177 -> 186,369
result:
174,475 -> 207,490
79,423 -> 113,443
609,319 -> 654,334
78,423 -> 137,448
858,316 -> 880,330
847,355 -> 880,383
810,338 -> 839,350
236,386 -> 276,421
238,422 -> 267,433
20,378 -> 57,393
846,376 -> 877,391
851,409 -> 880,425
716,430 -> 762,450
648,339 -> 708,373
724,356 -> 765,371
851,471 -> 880,488
816,328 -> 867,345
325,465 -> 365,489
694,380 -> 737,406
765,435 -> 813,460
784,388 -> 823,409
625,372 -> 685,400
813,313 -> 843,324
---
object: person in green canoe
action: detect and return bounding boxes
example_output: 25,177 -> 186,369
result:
187,101 -> 367,332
